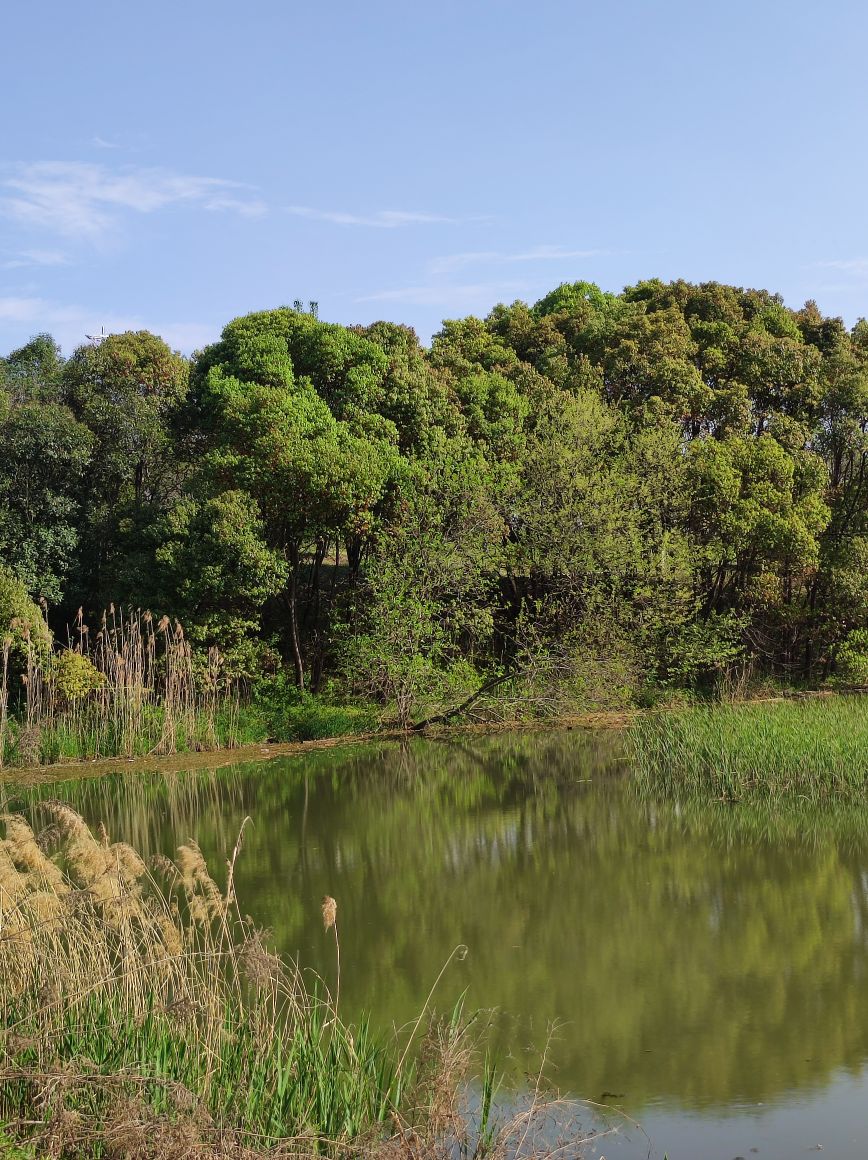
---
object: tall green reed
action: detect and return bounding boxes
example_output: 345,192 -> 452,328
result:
629,696 -> 868,802
0,808 -> 548,1160
0,606 -> 241,766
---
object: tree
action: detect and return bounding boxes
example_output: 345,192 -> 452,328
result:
0,333 -> 64,403
342,433 -> 504,725
0,401 -> 93,602
62,331 -> 189,607
0,564 -> 52,673
506,389 -> 689,701
188,309 -> 402,688
147,490 -> 288,671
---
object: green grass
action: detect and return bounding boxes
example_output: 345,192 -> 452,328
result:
0,1132 -> 34,1159
0,807 -> 523,1159
2,994 -> 399,1146
245,683 -> 378,743
0,808 -> 408,1156
30,703 -> 251,764
629,695 -> 868,802
0,692 -> 378,768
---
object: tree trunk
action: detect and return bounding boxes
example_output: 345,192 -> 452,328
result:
287,546 -> 305,691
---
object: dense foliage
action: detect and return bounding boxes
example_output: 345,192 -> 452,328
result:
4,280 -> 868,724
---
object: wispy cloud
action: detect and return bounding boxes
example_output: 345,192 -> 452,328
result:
357,244 -> 605,313
91,136 -> 120,150
812,282 -> 868,295
0,296 -> 49,323
1,249 -> 69,270
357,281 -> 527,308
155,321 -> 218,352
0,295 -> 145,339
0,162 -> 266,239
202,195 -> 267,218
429,245 -> 607,275
814,258 -> 868,273
0,295 -> 215,354
286,205 -> 467,228
809,259 -> 868,295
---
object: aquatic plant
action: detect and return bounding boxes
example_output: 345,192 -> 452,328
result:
629,696 -> 868,801
0,806 -> 587,1159
0,805 -> 404,1154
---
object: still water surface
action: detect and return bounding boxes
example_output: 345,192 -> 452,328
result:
5,729 -> 868,1159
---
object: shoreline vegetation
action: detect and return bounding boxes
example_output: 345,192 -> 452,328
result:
0,806 -> 586,1160
9,279 -> 868,1158
1,609 -> 864,781
630,694 -> 868,802
4,280 -> 868,765
3,654 -> 860,780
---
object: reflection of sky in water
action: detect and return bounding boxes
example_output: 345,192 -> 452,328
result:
583,1070 -> 868,1159
7,729 -> 868,1158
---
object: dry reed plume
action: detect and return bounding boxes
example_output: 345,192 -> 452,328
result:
0,809 -> 595,1159
321,895 -> 340,1028
0,604 -> 241,766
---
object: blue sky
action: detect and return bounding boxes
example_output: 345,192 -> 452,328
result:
3,0 -> 868,354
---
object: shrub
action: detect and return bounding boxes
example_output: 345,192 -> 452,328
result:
46,649 -> 105,702
0,566 -> 51,670
834,628 -> 868,685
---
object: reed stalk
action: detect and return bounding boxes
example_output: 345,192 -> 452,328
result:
0,606 -> 244,766
0,639 -> 9,769
322,894 -> 340,1026
0,810 -> 574,1160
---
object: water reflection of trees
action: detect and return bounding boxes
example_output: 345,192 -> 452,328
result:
7,729 -> 868,1113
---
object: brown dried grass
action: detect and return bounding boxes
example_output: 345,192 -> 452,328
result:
0,810 -> 596,1160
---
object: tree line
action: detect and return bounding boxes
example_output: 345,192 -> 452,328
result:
3,279 -> 868,723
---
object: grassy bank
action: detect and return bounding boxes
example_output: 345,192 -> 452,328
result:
0,695 -> 376,768
0,609 -> 376,767
629,695 -> 868,802
0,807 -> 575,1159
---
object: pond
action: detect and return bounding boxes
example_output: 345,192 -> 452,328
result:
5,728 -> 868,1159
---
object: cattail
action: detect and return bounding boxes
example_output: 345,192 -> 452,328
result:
321,895 -> 340,1025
